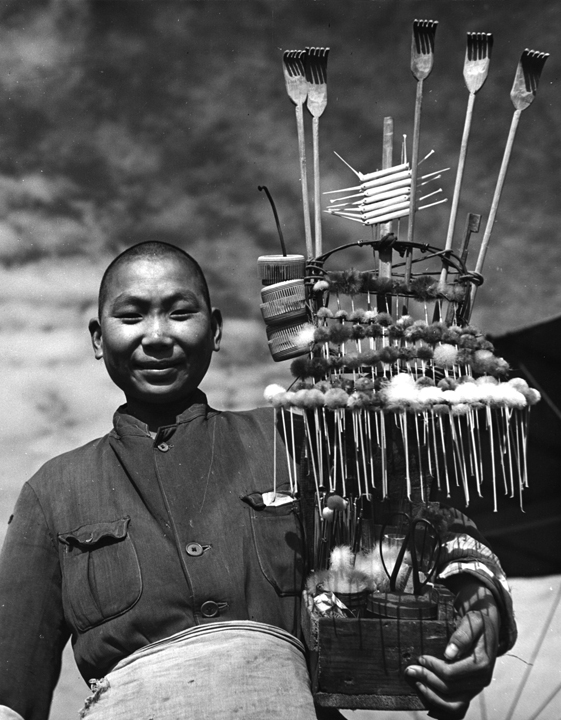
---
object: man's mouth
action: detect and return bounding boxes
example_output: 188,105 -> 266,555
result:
136,361 -> 181,373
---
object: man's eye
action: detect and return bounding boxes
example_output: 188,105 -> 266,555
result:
170,308 -> 194,319
117,313 -> 142,322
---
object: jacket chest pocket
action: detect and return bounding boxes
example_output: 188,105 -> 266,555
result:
58,517 -> 142,632
243,494 -> 305,597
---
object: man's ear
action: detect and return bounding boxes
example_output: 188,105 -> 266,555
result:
88,318 -> 104,360
211,308 -> 223,352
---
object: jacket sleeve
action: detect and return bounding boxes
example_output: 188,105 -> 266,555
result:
435,505 -> 517,654
0,482 -> 70,720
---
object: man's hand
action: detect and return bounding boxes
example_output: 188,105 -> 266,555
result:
404,578 -> 501,720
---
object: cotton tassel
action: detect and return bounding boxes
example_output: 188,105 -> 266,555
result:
315,408 -> 324,490
366,411 -> 376,492
438,414 -> 451,498
358,411 -> 370,497
486,406 -> 498,512
429,411 -> 442,491
399,413 -> 411,499
468,410 -> 482,497
279,409 -> 294,494
290,410 -> 298,495
337,410 -> 347,497
302,412 -> 322,517
352,412 -> 363,498
273,407 -> 278,501
413,414 -> 424,502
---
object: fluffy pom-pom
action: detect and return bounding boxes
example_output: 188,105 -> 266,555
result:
334,309 -> 349,321
410,275 -> 438,300
349,308 -> 366,322
313,280 -> 330,292
357,350 -> 380,366
442,283 -> 468,302
458,334 -> 479,350
416,345 -> 434,361
398,347 -> 416,361
424,323 -> 444,344
330,324 -> 352,344
382,373 -> 420,411
526,388 -> 541,405
324,388 -> 350,409
363,310 -> 379,322
329,544 -> 353,571
456,348 -> 472,365
365,323 -> 383,338
350,324 -> 366,340
418,386 -> 444,405
442,325 -> 461,344
405,320 -> 428,342
388,324 -> 405,339
508,378 -> 529,392
291,389 -> 310,408
355,377 -> 375,391
264,384 -> 286,404
295,323 -> 316,346
277,390 -> 296,408
308,357 -> 330,379
433,403 -> 450,415
433,343 -> 458,368
327,495 -> 348,511
290,356 -> 310,379
343,355 -> 361,370
314,326 -> 331,343
416,376 -> 435,388
378,346 -> 400,363
438,377 -> 457,391
377,312 -> 393,327
396,314 -> 414,328
316,307 -> 334,319
303,388 -> 326,408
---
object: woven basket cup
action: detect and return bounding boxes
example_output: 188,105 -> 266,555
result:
266,321 -> 311,362
257,254 -> 306,285
260,279 -> 308,326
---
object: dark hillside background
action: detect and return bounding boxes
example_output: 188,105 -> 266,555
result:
0,3 -> 559,718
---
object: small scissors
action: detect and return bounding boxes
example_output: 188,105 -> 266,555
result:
380,512 -> 441,596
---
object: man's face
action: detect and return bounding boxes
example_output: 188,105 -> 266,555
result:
90,256 -> 222,408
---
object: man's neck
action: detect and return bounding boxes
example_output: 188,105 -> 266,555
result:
124,392 -> 203,434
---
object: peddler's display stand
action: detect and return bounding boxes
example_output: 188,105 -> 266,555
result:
256,22 -> 548,711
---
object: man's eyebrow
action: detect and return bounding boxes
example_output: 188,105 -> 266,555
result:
110,290 -> 202,306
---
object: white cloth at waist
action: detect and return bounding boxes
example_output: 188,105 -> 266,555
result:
80,620 -> 318,720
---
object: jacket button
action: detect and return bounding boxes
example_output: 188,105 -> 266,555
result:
157,442 -> 170,452
186,542 -> 204,557
200,600 -> 220,618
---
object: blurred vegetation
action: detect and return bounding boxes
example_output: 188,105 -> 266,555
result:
0,0 -> 558,329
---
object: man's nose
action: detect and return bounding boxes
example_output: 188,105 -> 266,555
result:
142,317 -> 173,347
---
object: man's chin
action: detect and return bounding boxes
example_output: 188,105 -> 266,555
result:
128,385 -> 198,407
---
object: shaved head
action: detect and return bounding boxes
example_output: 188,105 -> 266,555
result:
98,242 -> 211,317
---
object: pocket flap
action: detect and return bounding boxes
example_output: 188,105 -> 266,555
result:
58,516 -> 130,548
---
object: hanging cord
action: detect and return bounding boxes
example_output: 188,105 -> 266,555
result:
258,185 -> 287,256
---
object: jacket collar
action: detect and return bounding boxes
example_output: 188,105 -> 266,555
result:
111,389 -> 211,438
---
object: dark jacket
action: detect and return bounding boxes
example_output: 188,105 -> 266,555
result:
0,392 -> 515,720
0,393 -> 304,720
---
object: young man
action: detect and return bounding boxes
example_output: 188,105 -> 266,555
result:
0,242 -> 515,720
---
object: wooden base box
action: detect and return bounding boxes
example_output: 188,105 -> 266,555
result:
302,586 -> 456,710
